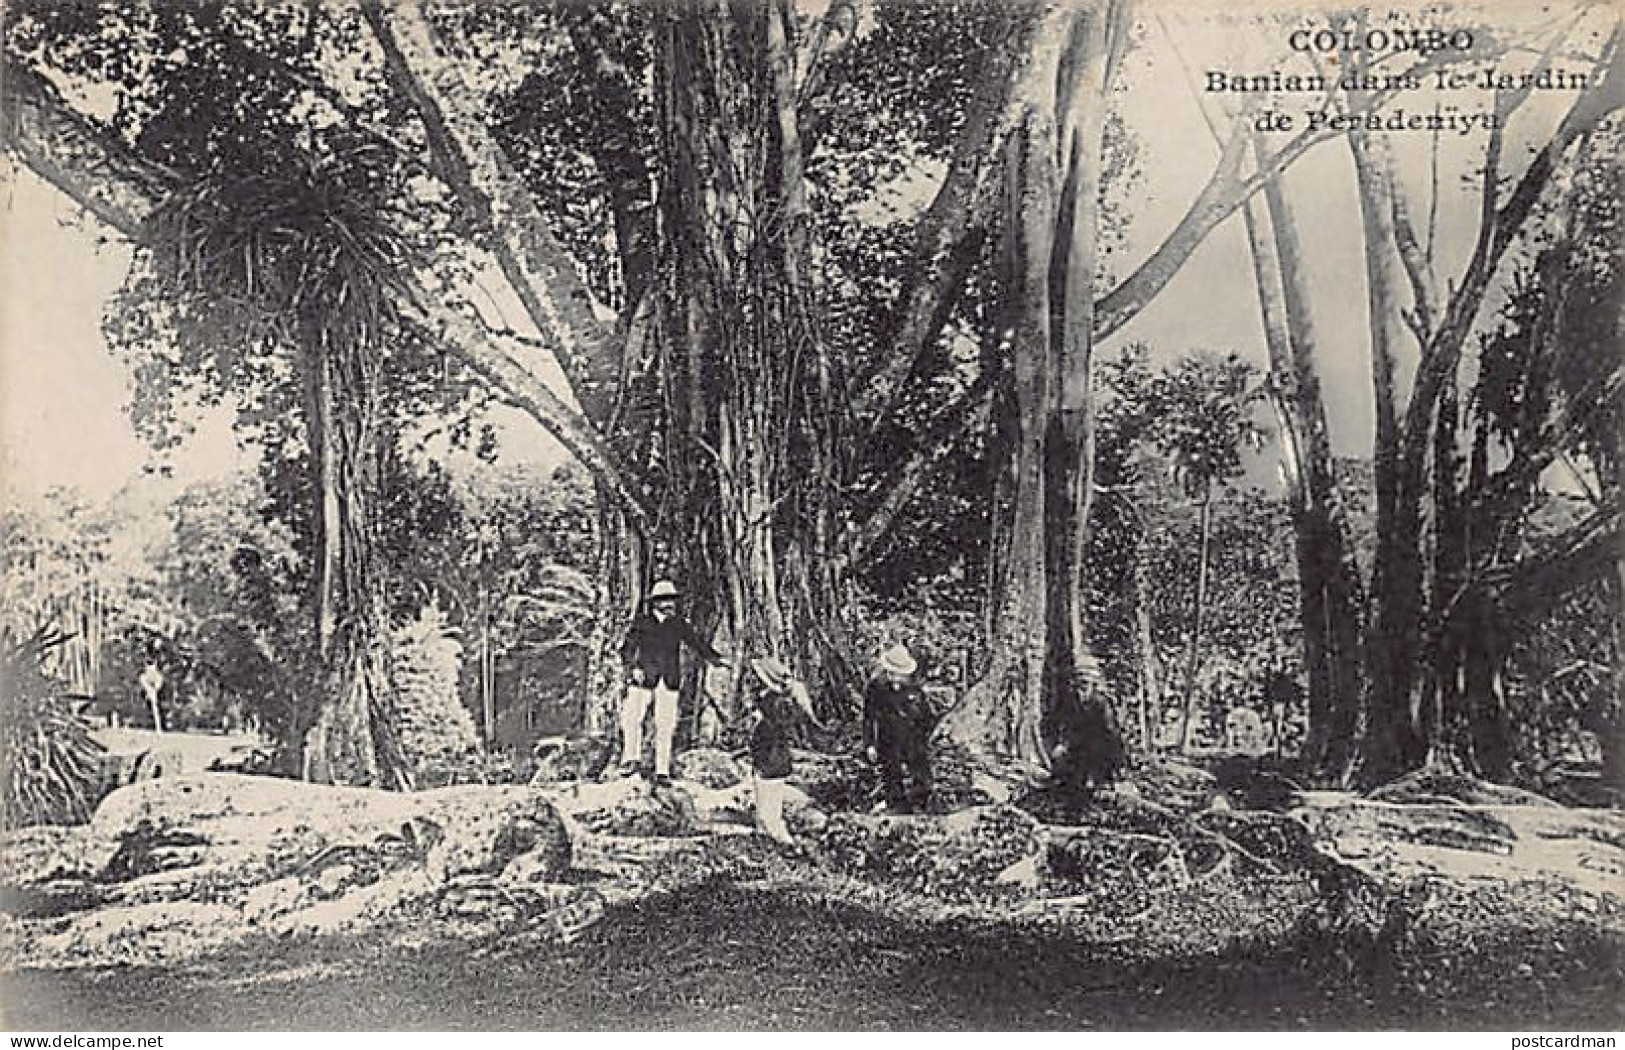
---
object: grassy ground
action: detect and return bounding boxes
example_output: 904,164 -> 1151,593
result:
4,880 -> 1621,1031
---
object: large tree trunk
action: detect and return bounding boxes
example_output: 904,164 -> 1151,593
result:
650,0 -> 847,736
1422,368 -> 1476,774
305,346 -> 342,664
1616,421 -> 1625,764
1177,487 -> 1213,754
1420,362 -> 1523,778
583,501 -> 643,735
299,333 -> 402,788
1241,148 -> 1364,780
1612,468 -> 1625,791
983,375 -> 1019,672
1345,33 -> 1623,785
1132,525 -> 1161,753
1348,126 -> 1431,784
935,0 -> 1129,798
557,5 -> 665,737
775,0 -> 858,706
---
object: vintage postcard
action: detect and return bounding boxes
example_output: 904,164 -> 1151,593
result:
1,0 -> 1619,1034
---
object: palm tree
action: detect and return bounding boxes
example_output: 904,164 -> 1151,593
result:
144,138 -> 419,787
1146,352 -> 1268,754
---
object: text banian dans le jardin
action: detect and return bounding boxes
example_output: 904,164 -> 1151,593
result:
1207,23 -> 1592,135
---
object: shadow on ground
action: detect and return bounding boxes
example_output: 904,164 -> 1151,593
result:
5,881 -> 1621,1031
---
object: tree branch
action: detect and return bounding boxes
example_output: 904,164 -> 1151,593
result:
795,0 -> 861,109
1404,27 -> 1624,458
0,64 -> 169,235
1469,358 -> 1625,522
841,374 -> 994,569
1090,105 -> 1269,341
0,57 -> 653,529
360,0 -> 622,424
1095,37 -> 1504,345
1485,508 -> 1622,625
1385,139 -> 1438,334
846,0 -> 1034,426
412,303 -> 653,529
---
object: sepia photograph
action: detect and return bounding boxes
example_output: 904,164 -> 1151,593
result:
0,0 -> 1620,1033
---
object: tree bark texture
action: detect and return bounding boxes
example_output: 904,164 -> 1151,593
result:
1177,488 -> 1212,754
1348,126 -> 1430,784
649,0 -> 848,730
935,0 -> 1130,796
298,326 -> 404,789
1132,525 -> 1161,754
1241,149 -> 1364,781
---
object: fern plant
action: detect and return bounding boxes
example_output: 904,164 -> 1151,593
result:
1,629 -> 106,828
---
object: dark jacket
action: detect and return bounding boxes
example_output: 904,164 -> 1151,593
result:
749,686 -> 805,779
620,612 -> 723,689
862,678 -> 934,754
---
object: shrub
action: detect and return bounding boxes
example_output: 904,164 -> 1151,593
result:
387,601 -> 482,786
0,630 -> 106,828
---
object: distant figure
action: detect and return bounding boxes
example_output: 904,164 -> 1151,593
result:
1044,651 -> 1124,796
1263,668 -> 1302,756
746,656 -> 820,844
1156,705 -> 1185,750
138,663 -> 165,734
1224,704 -> 1269,757
618,579 -> 728,784
862,644 -> 934,813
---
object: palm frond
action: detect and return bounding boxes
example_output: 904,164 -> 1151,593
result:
142,142 -> 418,360
0,629 -> 106,828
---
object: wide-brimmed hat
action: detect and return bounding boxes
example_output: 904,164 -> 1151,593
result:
752,656 -> 820,724
648,579 -> 681,602
878,644 -> 917,677
751,655 -> 792,691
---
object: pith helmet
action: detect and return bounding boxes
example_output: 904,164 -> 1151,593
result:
878,644 -> 917,677
751,655 -> 792,691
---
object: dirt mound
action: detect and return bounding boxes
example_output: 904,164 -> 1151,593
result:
5,757 -> 1622,984
0,775 -> 579,968
787,749 -> 874,811
542,776 -> 700,837
529,735 -> 615,783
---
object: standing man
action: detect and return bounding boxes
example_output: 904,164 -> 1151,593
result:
619,579 -> 728,784
862,644 -> 935,813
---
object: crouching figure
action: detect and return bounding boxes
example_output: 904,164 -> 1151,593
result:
746,656 -> 820,844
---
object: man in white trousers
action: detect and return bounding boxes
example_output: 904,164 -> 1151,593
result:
617,579 -> 728,784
